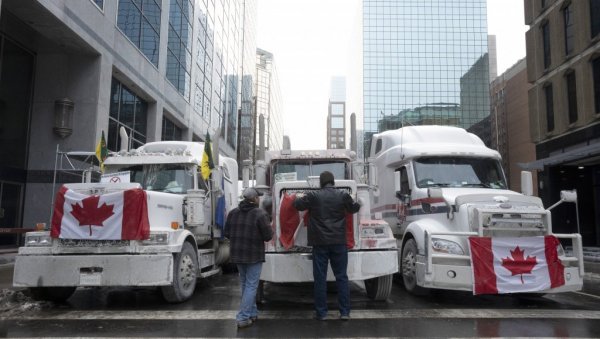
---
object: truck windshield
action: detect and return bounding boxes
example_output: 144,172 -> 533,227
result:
272,160 -> 348,183
414,157 -> 507,189
107,164 -> 195,193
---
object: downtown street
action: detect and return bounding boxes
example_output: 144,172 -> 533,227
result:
1,263 -> 600,338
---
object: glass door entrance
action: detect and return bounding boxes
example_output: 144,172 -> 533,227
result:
0,34 -> 35,246
0,182 -> 23,246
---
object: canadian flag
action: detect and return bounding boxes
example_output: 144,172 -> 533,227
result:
50,186 -> 150,240
469,236 -> 565,295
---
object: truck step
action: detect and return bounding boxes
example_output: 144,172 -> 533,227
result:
199,267 -> 221,278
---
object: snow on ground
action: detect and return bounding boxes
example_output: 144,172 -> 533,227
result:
0,289 -> 51,317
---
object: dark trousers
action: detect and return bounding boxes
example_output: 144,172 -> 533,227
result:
312,244 -> 350,318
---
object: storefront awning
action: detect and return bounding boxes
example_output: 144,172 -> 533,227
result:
519,142 -> 600,170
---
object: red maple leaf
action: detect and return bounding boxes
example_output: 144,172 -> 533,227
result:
501,246 -> 537,284
70,195 -> 114,236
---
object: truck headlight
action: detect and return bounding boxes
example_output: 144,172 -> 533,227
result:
360,226 -> 388,238
431,238 -> 464,255
24,233 -> 52,247
141,232 -> 170,245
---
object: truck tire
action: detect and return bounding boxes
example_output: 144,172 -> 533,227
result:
364,274 -> 393,300
401,238 -> 428,295
161,241 -> 198,303
29,286 -> 76,303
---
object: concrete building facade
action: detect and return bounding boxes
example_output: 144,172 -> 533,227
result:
490,58 -> 537,194
523,0 -> 600,245
0,0 -> 257,246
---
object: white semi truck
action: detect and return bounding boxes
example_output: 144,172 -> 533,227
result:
368,125 -> 584,295
13,140 -> 238,303
249,149 -> 398,300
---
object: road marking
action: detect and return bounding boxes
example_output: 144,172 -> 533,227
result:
574,291 -> 600,300
6,308 -> 600,320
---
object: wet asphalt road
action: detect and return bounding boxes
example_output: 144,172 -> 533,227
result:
2,268 -> 600,338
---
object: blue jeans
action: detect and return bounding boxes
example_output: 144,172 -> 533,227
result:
312,244 -> 350,318
236,262 -> 262,322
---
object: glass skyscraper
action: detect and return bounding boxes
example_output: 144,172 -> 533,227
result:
363,0 -> 490,154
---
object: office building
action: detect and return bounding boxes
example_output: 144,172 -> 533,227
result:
242,48 -> 283,166
327,76 -> 347,149
0,0 -> 257,246
522,0 -> 600,245
362,0 -> 490,156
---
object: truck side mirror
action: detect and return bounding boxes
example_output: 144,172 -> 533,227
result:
521,171 -> 533,196
368,159 -> 377,188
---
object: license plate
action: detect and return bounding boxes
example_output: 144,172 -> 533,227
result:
79,273 -> 102,285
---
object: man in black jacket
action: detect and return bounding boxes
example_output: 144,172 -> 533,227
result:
224,187 -> 273,328
293,171 -> 361,321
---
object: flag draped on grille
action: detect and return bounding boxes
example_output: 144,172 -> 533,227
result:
468,236 -> 565,295
201,132 -> 215,180
95,130 -> 108,172
50,186 -> 150,240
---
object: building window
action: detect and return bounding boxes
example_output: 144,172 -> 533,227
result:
593,57 -> 600,114
592,0 -> 600,38
542,22 -> 551,69
109,78 -> 148,151
91,0 -> 104,10
544,84 -> 554,132
161,116 -> 183,141
331,103 -> 344,115
331,116 -> 344,129
167,0 -> 193,99
563,4 -> 574,55
117,0 -> 161,66
566,71 -> 578,123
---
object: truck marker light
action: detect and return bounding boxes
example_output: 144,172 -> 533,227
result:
35,223 -> 46,231
171,221 -> 179,230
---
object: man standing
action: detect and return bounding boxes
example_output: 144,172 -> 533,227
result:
224,187 -> 273,328
293,171 -> 361,321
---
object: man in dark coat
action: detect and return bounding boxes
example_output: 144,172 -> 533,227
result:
293,171 -> 361,321
224,187 -> 273,328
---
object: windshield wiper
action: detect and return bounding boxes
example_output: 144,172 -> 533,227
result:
428,183 -> 452,187
461,183 -> 492,188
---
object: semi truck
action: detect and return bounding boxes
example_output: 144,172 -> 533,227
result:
248,148 -> 398,300
367,125 -> 584,295
13,139 -> 238,303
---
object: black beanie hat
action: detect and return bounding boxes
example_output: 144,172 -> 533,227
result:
319,171 -> 335,188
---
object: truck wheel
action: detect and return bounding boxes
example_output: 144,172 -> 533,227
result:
29,286 -> 76,303
401,239 -> 428,295
161,241 -> 198,303
364,274 -> 393,300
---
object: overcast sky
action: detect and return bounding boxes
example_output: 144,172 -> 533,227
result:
256,0 -> 528,150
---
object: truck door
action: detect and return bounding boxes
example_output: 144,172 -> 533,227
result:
395,167 -> 410,227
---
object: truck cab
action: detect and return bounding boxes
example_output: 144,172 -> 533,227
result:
14,141 -> 238,303
368,126 -> 584,295
250,149 -> 398,300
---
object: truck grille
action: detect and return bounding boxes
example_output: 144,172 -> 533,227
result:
58,239 -> 131,248
281,187 -> 352,195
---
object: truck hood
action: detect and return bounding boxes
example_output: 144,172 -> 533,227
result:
437,188 -> 543,209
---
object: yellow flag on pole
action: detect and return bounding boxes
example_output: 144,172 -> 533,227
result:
95,130 -> 108,172
201,132 -> 214,180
